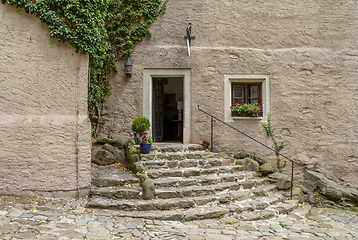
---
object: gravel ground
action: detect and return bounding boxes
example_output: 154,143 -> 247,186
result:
0,196 -> 358,239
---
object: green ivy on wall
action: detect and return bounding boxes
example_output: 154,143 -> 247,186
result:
2,0 -> 168,136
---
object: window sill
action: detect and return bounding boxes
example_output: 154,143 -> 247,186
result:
232,116 -> 263,120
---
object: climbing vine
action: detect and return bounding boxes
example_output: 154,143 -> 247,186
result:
262,114 -> 287,172
2,0 -> 168,136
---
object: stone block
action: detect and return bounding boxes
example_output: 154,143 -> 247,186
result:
184,169 -> 200,177
143,161 -> 166,168
136,201 -> 154,211
162,170 -> 183,177
239,202 -> 254,211
222,176 -> 236,182
304,170 -> 358,204
228,204 -> 242,213
260,163 -> 275,175
193,186 -> 215,196
179,178 -> 197,186
201,168 -> 219,175
230,165 -> 244,172
167,160 -> 179,168
230,192 -> 249,201
179,159 -> 199,168
156,189 -> 178,199
207,159 -> 222,166
269,172 -> 292,190
147,171 -> 160,179
239,158 -> 260,172
249,200 -> 268,210
218,195 -> 232,204
193,196 -> 216,206
240,181 -> 256,189
91,149 -> 117,166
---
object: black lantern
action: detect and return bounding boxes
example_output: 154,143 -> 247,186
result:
124,58 -> 133,77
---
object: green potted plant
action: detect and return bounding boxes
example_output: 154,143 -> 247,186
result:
131,117 -> 150,144
139,135 -> 153,154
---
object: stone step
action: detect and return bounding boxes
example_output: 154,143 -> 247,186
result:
146,165 -> 245,179
90,186 -> 141,199
148,143 -> 206,154
91,167 -> 253,189
233,199 -> 299,221
90,179 -> 270,200
227,192 -> 286,213
114,206 -> 229,221
87,192 -> 290,221
141,151 -> 220,162
87,193 -> 267,212
142,157 -> 232,170
91,167 -> 139,188
252,184 -> 277,197
88,187 -> 281,210
155,181 -> 268,199
152,171 -> 259,188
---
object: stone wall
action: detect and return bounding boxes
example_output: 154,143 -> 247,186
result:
0,4 -> 91,197
100,1 -> 358,189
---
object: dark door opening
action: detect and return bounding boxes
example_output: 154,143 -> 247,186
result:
152,77 -> 184,143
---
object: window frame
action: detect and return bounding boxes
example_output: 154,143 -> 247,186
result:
224,75 -> 269,122
231,82 -> 262,105
231,82 -> 263,117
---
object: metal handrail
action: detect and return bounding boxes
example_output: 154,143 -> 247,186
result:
198,105 -> 303,199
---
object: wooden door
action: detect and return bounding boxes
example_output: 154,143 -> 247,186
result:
153,78 -> 165,142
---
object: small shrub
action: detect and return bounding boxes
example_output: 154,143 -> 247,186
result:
131,117 -> 150,132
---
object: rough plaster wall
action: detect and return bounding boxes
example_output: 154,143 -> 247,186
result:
0,4 -> 91,197
102,0 -> 358,188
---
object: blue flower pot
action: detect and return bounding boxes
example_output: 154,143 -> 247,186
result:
140,143 -> 152,154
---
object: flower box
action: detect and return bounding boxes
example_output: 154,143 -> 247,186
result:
230,102 -> 263,117
232,111 -> 263,117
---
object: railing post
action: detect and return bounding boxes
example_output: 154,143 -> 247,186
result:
291,161 -> 294,199
211,116 -> 214,152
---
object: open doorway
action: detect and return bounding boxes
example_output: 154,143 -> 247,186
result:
152,77 -> 184,143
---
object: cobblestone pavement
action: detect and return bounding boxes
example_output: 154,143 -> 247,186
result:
0,196 -> 358,239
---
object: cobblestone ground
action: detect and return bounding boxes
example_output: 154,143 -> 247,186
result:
0,196 -> 358,239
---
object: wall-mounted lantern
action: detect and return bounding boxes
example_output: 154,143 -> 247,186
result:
124,58 -> 133,77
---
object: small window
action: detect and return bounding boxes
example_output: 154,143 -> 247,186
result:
231,82 -> 263,117
224,75 -> 270,122
232,83 -> 261,105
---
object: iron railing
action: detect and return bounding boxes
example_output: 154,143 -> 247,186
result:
198,105 -> 303,199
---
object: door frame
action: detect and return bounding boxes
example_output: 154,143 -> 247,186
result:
143,69 -> 191,144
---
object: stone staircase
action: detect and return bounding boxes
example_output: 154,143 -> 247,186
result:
87,144 -> 299,221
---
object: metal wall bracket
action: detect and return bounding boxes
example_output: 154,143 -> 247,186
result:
184,23 -> 195,56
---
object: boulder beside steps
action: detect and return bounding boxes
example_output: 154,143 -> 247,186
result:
88,143 -> 299,221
